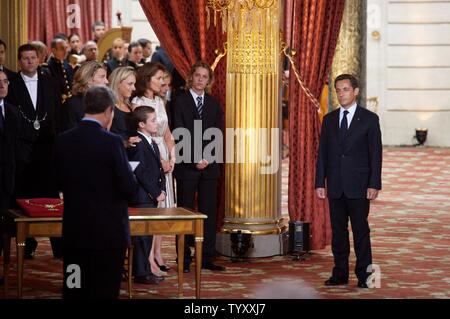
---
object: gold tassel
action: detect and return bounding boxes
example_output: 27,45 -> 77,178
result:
222,10 -> 227,34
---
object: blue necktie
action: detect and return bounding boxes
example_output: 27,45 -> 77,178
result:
149,140 -> 156,155
340,110 -> 349,142
196,96 -> 203,118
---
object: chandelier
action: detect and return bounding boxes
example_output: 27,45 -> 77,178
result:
206,0 -> 275,32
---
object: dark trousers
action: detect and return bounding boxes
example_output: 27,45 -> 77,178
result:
0,193 -> 12,258
329,195 -> 372,281
131,203 -> 154,277
132,235 -> 153,277
176,178 -> 218,264
15,140 -> 60,257
62,246 -> 127,299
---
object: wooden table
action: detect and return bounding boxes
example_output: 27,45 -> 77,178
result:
2,207 -> 206,299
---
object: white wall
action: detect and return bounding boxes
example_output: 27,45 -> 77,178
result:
111,0 -> 159,49
367,0 -> 450,146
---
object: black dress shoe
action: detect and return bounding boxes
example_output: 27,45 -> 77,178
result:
357,281 -> 369,288
324,277 -> 348,286
155,260 -> 171,272
24,252 -> 35,260
134,274 -> 162,285
159,264 -> 170,272
183,264 -> 190,273
151,272 -> 164,281
202,262 -> 226,271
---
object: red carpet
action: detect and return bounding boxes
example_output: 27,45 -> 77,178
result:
1,147 -> 449,299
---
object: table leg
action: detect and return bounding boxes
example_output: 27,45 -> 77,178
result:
177,234 -> 184,298
194,219 -> 204,299
3,232 -> 11,297
16,222 -> 26,299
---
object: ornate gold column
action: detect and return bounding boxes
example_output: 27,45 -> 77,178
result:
0,0 -> 28,71
217,0 -> 285,257
330,0 -> 363,108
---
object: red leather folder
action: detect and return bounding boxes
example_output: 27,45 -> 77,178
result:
17,198 -> 143,217
16,198 -> 64,217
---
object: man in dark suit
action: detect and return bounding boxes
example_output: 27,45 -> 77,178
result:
47,38 -> 74,106
0,39 -> 16,80
315,74 -> 382,289
128,106 -> 166,285
55,86 -> 137,299
6,44 -> 61,259
0,70 -> 20,285
172,61 -> 225,272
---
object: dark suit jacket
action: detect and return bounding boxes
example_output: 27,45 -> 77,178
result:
55,120 -> 137,250
105,58 -> 126,78
0,101 -> 20,198
127,132 -> 166,207
0,66 -> 16,81
47,57 -> 74,100
61,94 -> 84,132
172,90 -> 223,180
126,60 -> 140,71
6,70 -> 60,144
315,105 -> 382,199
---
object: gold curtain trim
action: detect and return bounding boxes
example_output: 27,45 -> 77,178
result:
281,42 -> 321,112
211,42 -> 227,71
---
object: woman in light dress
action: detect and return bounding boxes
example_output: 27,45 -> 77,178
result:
131,62 -> 175,276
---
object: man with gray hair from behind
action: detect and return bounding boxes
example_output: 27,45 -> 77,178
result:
55,86 -> 137,299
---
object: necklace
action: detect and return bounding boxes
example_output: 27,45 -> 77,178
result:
17,105 -> 47,130
24,199 -> 64,211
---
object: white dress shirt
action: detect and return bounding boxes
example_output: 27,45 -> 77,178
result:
137,131 -> 156,153
0,99 -> 5,118
21,72 -> 38,110
189,89 -> 205,106
339,102 -> 357,129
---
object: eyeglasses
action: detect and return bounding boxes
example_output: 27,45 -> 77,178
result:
0,79 -> 9,85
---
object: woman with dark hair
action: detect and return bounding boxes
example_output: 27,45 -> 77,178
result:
131,62 -> 175,276
68,33 -> 82,55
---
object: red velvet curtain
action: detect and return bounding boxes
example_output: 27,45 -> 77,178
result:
28,0 -> 112,45
139,0 -> 227,230
288,0 -> 345,250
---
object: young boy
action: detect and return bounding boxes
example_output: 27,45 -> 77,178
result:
128,105 -> 166,284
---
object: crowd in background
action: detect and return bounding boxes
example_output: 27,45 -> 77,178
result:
0,20 -> 225,294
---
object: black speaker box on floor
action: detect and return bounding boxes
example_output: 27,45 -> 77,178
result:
288,221 -> 311,254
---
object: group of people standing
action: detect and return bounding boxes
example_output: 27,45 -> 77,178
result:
0,23 -> 226,296
0,21 -> 383,297
57,60 -> 225,298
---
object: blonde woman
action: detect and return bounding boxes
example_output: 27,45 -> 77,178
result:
61,61 -> 108,131
108,66 -> 141,148
131,62 -> 175,276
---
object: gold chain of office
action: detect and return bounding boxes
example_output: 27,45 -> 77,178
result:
24,199 -> 64,211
